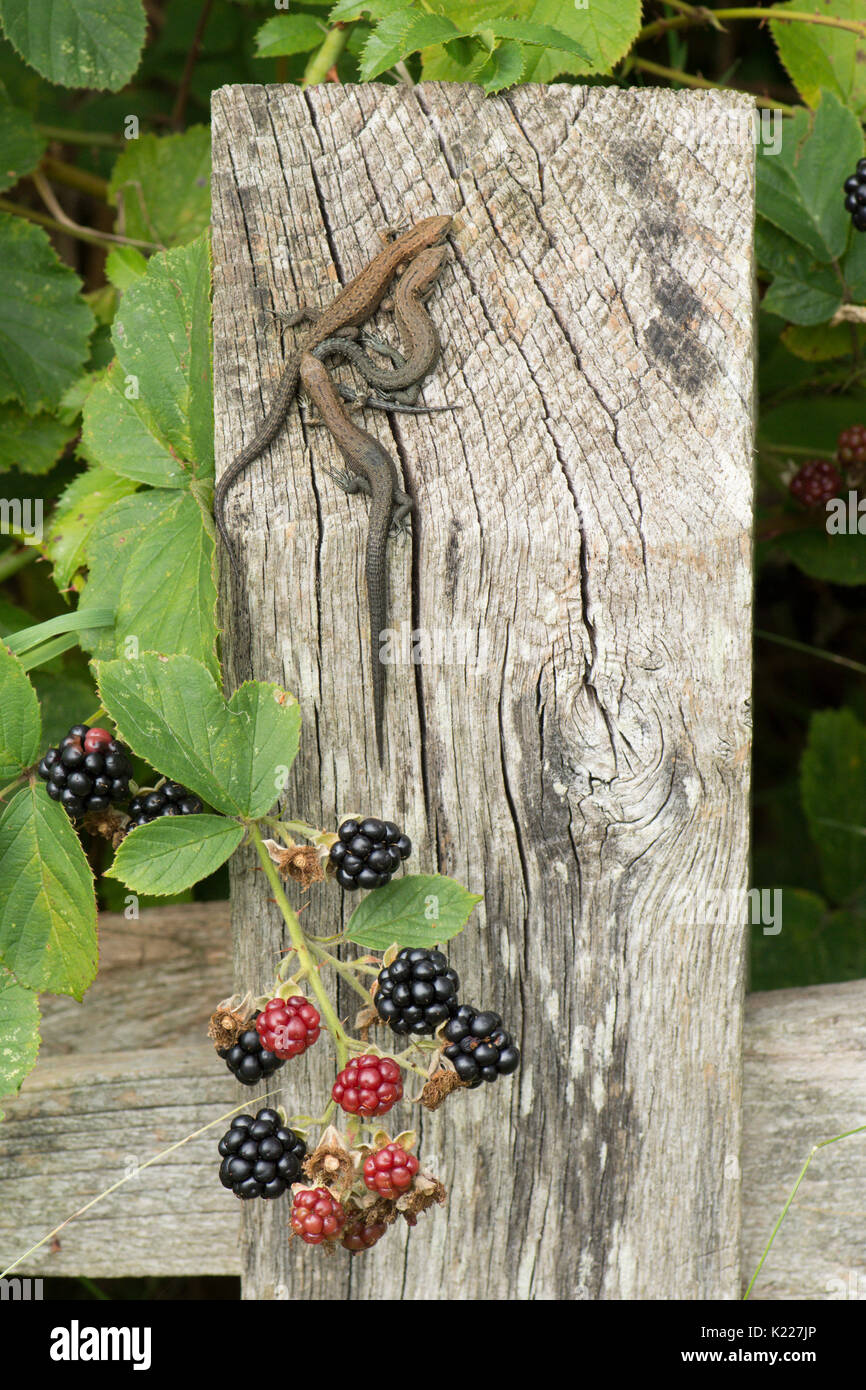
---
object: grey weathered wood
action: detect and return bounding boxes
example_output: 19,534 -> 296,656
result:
2,904 -> 864,1297
210,81 -> 755,1301
743,979 -> 866,1301
0,905 -> 238,1279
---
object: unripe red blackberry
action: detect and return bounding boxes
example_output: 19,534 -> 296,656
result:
788,459 -> 841,508
837,424 -> 866,469
256,996 -> 321,1059
362,1142 -> 419,1199
37,725 -> 132,819
218,1108 -> 306,1199
332,1054 -> 402,1116
329,817 -> 411,891
291,1186 -> 346,1244
374,947 -> 459,1035
442,1004 -> 521,1087
342,1216 -> 389,1251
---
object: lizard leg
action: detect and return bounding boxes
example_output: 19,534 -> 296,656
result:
390,493 -> 414,535
321,466 -> 371,498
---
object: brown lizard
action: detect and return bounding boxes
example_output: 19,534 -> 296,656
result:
215,215 -> 452,570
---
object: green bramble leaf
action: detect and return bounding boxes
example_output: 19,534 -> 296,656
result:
0,784 -> 97,998
517,0 -> 641,81
108,128 -> 211,249
106,816 -> 245,896
0,0 -> 147,92
0,94 -> 45,192
756,91 -> 862,263
0,402 -> 75,475
769,0 -> 866,118
43,466 -> 138,592
756,218 -> 842,325
0,965 -> 40,1108
801,709 -> 866,902
95,654 -> 301,819
254,13 -> 328,58
778,529 -> 866,587
0,213 -> 94,413
345,873 -> 482,951
0,643 -> 40,782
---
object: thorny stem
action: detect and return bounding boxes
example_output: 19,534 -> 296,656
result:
302,24 -> 349,87
308,943 -> 377,1004
249,821 -> 351,1070
638,7 -> 866,43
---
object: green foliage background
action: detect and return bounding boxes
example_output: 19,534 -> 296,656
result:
0,2 -> 865,1164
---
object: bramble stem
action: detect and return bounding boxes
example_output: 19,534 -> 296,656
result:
308,943 -> 376,1004
249,821 -> 350,1070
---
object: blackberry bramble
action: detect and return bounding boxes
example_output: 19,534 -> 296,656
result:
329,817 -> 411,890
374,947 -> 460,1035
218,1109 -> 306,1199
37,725 -> 132,820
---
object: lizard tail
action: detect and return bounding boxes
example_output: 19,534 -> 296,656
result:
366,495 -> 391,767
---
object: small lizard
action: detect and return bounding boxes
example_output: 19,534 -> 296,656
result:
298,350 -> 413,765
311,242 -> 449,405
215,215 -> 452,570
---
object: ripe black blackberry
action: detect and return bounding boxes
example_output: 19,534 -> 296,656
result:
37,724 -> 132,820
218,1108 -> 306,1200
442,1005 -> 521,1087
218,1015 -> 285,1085
375,947 -> 460,1035
127,781 -> 204,826
843,160 -> 866,232
329,817 -> 411,891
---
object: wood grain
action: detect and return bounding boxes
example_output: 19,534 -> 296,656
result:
211,81 -> 755,1300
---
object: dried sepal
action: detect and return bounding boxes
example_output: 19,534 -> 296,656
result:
420,1067 -> 464,1110
83,807 -> 130,845
395,1170 -> 447,1224
207,991 -> 256,1050
382,942 -> 401,968
262,838 -> 325,887
354,1003 -> 380,1038
302,1125 -> 356,1195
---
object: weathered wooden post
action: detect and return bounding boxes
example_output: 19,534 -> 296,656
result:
212,81 -> 753,1300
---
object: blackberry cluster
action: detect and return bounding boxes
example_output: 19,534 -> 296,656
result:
127,781 -> 204,826
218,1109 -> 306,1200
374,947 -> 460,1035
37,724 -> 132,820
837,424 -> 866,470
843,160 -> 866,232
218,1015 -> 286,1085
329,817 -> 411,891
443,1005 -> 521,1087
789,459 -> 841,508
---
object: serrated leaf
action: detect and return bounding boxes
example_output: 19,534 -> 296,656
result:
43,466 -> 138,591
104,233 -> 213,478
109,127 -> 211,248
95,654 -> 302,819
756,92 -> 862,262
0,401 -> 75,474
756,217 -> 842,324
104,245 -> 148,292
114,491 -> 217,677
769,0 -> 866,118
0,643 -> 40,781
81,362 -> 191,488
106,815 -> 244,895
345,873 -> 481,950
477,38 -> 524,94
0,94 -> 45,191
0,213 -> 94,413
0,784 -> 97,997
801,709 -> 866,902
525,0 -> 641,80
0,0 -> 147,92
76,491 -> 178,658
255,13 -> 327,58
0,965 -> 40,1101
